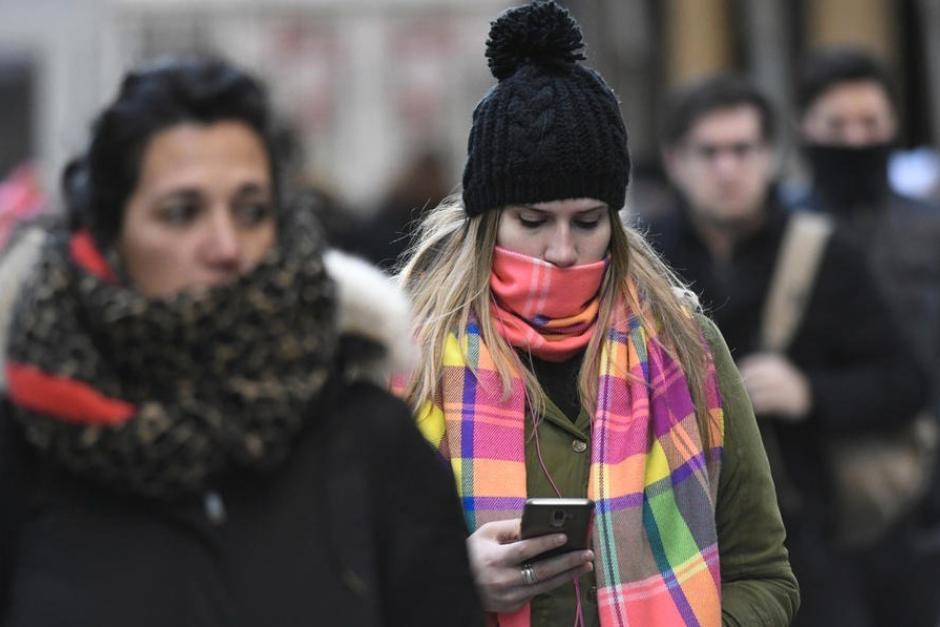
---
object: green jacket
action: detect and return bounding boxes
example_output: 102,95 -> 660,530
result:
525,315 -> 799,626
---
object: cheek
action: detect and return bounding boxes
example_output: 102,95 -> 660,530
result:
496,219 -> 542,257
241,222 -> 276,269
582,224 -> 611,262
746,158 -> 774,193
680,168 -> 714,200
118,212 -> 199,296
802,113 -> 830,141
119,211 -> 157,266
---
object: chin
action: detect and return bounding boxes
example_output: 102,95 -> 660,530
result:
701,207 -> 759,230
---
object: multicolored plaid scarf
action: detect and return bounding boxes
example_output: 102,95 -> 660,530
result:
412,298 -> 725,626
489,246 -> 606,362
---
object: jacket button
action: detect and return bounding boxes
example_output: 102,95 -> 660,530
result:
571,439 -> 587,453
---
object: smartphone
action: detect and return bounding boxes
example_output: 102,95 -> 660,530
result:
520,498 -> 595,561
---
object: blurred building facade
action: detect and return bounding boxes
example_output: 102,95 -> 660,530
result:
1,0 -> 940,214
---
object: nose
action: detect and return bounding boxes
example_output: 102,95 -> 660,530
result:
712,149 -> 741,178
204,210 -> 242,271
543,225 -> 577,268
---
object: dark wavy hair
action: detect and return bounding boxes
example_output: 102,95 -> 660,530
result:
796,46 -> 897,116
659,73 -> 777,149
65,58 -> 279,245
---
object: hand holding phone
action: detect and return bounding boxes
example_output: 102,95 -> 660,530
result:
466,517 -> 595,613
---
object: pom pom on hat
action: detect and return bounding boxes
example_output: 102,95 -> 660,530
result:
486,1 -> 586,80
462,0 -> 630,218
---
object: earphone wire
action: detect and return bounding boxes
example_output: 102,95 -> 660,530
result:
532,411 -> 587,627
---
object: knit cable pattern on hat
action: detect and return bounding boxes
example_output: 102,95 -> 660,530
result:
462,0 -> 630,217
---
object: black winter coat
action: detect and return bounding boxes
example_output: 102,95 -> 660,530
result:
644,201 -> 929,527
0,375 -> 483,627
794,188 -> 940,412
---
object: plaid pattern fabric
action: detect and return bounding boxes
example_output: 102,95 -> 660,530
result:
489,246 -> 607,362
409,300 -> 725,626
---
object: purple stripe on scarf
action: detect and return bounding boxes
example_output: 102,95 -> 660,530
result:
642,493 -> 702,627
463,496 -> 528,511
663,570 -> 701,627
595,492 -> 645,513
460,367 -> 477,460
596,450 -> 717,514
459,364 -> 478,529
607,328 -> 629,343
668,451 -> 708,485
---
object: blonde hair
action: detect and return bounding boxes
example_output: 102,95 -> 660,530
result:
396,194 -> 713,448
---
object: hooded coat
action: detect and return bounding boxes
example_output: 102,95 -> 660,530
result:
0,241 -> 483,627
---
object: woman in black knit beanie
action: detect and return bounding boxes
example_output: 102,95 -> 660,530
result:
395,2 -> 798,626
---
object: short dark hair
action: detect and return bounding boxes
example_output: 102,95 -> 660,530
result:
659,73 -> 776,148
797,47 -> 896,116
65,57 -> 279,245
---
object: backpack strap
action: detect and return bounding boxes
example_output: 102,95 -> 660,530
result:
757,211 -> 833,516
760,212 -> 834,352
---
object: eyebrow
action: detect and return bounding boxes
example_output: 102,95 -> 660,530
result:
517,204 -> 607,215
234,182 -> 272,197
154,183 -> 272,204
157,188 -> 201,202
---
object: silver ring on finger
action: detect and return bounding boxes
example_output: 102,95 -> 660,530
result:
520,564 -> 538,586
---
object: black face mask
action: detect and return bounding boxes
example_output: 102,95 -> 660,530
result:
803,142 -> 892,213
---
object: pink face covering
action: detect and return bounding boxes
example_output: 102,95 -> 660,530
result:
489,246 -> 608,362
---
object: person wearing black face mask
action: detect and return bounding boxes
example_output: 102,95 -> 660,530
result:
801,142 -> 892,214
796,49 -> 940,397
793,47 -> 940,627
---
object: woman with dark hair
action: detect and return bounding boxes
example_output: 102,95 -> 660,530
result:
0,58 -> 482,626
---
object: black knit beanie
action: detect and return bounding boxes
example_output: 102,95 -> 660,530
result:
462,0 -> 630,217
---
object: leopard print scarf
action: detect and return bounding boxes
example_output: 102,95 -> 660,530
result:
6,209 -> 336,498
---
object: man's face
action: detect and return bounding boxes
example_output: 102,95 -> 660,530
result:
800,80 -> 897,146
665,105 -> 774,227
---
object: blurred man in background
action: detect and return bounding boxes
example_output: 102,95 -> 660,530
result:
645,73 -> 930,627
791,47 -> 940,626
795,47 -> 940,414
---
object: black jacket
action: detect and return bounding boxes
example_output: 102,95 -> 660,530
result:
0,380 -> 482,627
644,201 -> 929,525
793,188 -> 940,413
0,249 -> 483,627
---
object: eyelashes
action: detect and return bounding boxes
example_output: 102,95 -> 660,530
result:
517,216 -> 600,230
155,200 -> 273,228
574,219 -> 600,230
233,202 -> 273,226
158,202 -> 198,225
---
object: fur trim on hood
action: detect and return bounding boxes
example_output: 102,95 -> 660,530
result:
0,225 -> 47,391
324,249 -> 414,384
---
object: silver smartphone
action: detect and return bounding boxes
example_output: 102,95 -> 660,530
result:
520,497 -> 595,561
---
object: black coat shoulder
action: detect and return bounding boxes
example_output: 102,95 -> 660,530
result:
0,381 -> 483,627
313,378 -> 484,627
